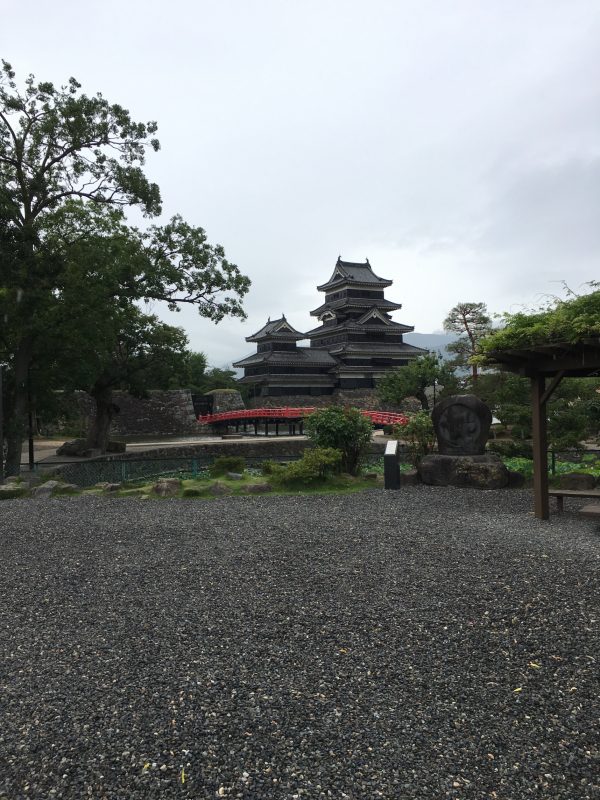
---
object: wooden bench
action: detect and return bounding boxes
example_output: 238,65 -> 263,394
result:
579,504 -> 600,521
549,489 -> 600,513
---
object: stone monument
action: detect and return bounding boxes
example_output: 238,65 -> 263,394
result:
419,395 -> 508,489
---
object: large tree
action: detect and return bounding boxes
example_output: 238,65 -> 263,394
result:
0,61 -> 160,473
34,201 -> 249,452
0,64 -> 249,472
443,302 -> 492,383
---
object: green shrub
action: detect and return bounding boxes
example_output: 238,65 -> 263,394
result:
305,406 -> 372,475
269,448 -> 343,487
394,411 -> 435,467
210,455 -> 246,477
504,457 -> 534,478
260,460 -> 278,475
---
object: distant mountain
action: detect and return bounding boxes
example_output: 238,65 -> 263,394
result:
404,332 -> 458,358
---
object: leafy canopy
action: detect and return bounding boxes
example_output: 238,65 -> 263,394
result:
0,59 -> 161,226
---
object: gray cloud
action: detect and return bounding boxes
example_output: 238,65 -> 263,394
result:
2,0 -> 599,364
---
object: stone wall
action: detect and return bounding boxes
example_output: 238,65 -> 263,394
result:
206,390 -> 245,413
247,389 -> 417,412
73,390 -> 200,437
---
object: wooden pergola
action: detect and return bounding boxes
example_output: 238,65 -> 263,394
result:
488,337 -> 600,519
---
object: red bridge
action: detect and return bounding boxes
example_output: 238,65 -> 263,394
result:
198,407 -> 409,431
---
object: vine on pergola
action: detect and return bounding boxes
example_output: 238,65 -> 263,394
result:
476,283 -> 600,358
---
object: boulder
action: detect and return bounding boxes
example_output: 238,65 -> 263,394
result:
103,483 -> 122,493
558,472 -> 597,491
151,478 -> 182,497
56,439 -> 91,457
0,484 -> 28,499
54,483 -> 80,494
419,454 -> 509,489
32,480 -> 63,498
226,472 -> 244,480
209,481 -> 233,496
245,483 -> 273,494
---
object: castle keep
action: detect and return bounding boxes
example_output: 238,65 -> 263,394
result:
233,257 -> 426,398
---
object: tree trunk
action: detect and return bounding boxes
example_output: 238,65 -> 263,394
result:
86,385 -> 118,453
4,340 -> 32,477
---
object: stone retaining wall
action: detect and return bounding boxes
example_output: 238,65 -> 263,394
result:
246,389 -> 414,412
54,390 -> 200,437
97,437 -> 388,464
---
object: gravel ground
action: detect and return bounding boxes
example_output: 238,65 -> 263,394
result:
0,487 -> 599,799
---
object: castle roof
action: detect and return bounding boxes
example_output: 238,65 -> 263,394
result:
317,257 -> 392,292
233,347 -> 337,369
245,315 -> 305,343
305,314 -> 414,337
327,341 -> 428,357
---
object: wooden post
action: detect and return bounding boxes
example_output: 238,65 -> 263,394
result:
275,421 -> 279,436
531,374 -> 549,520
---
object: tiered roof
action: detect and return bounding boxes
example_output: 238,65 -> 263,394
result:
317,258 -> 393,291
245,315 -> 305,342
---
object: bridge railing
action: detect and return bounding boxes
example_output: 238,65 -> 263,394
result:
198,407 -> 409,427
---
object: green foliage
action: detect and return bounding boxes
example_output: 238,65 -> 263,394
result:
184,352 -> 208,390
474,370 -> 600,448
197,368 -> 240,394
548,400 -> 589,453
503,457 -> 535,479
503,455 -> 600,479
394,411 -> 436,466
377,353 -> 459,410
470,372 -> 531,435
487,440 -> 533,459
304,406 -> 373,475
210,455 -> 246,477
268,448 -> 343,487
478,283 -> 600,356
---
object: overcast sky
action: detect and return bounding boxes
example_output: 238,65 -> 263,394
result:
3,0 -> 599,367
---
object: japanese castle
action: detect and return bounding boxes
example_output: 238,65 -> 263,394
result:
233,257 -> 426,398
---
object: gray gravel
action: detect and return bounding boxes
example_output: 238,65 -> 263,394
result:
0,487 -> 599,799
